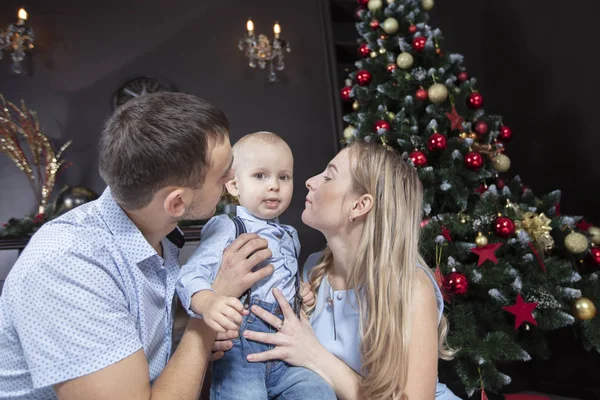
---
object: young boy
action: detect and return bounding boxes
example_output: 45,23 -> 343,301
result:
176,132 -> 335,399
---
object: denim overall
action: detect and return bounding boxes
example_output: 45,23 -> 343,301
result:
209,217 -> 336,400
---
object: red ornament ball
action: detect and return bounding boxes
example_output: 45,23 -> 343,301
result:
369,19 -> 380,29
498,125 -> 513,142
387,63 -> 397,73
354,7 -> 365,20
374,119 -> 390,133
408,24 -> 417,34
474,120 -> 489,136
435,48 -> 442,56
357,0 -> 369,5
428,133 -> 447,151
409,151 -> 428,167
420,218 -> 431,228
356,69 -> 372,86
443,272 -> 469,295
496,178 -> 506,190
412,36 -> 427,52
464,151 -> 484,171
340,86 -> 352,102
466,92 -> 484,109
590,247 -> 600,265
494,216 -> 515,237
521,185 -> 529,194
416,88 -> 428,101
358,43 -> 370,58
457,71 -> 469,82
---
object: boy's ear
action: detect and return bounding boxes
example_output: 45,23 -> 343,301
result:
225,179 -> 239,197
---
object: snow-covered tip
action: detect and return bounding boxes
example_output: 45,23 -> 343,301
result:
440,180 -> 451,191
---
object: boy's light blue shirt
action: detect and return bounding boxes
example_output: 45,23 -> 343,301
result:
177,206 -> 300,316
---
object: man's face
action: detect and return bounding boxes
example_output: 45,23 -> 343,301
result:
182,137 -> 234,221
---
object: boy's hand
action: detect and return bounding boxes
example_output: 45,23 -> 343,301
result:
191,291 -> 246,333
299,281 -> 315,308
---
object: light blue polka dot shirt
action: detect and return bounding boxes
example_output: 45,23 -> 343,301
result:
0,188 -> 181,399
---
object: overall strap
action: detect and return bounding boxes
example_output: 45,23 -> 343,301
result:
232,217 -> 251,304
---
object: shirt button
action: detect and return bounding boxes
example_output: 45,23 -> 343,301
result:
337,293 -> 343,300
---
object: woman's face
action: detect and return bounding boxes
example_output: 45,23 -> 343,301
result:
302,148 -> 356,234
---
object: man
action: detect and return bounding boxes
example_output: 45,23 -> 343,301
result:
0,92 -> 274,399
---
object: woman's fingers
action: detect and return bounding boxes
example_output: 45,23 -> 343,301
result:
251,304 -> 283,329
272,288 -> 297,322
246,348 -> 285,363
243,329 -> 285,345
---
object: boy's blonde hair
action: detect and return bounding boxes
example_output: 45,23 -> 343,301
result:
232,131 -> 291,169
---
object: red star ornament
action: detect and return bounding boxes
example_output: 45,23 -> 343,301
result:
441,226 -> 452,242
470,243 -> 502,267
445,106 -> 464,131
434,266 -> 452,303
576,219 -> 593,231
503,293 -> 538,330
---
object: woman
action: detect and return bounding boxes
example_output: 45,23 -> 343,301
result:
242,142 -> 460,399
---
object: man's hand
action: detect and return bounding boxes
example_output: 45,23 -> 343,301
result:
212,233 -> 274,297
210,330 -> 238,361
300,282 -> 315,308
191,291 -> 246,333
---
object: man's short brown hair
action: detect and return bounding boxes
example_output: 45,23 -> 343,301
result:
99,92 -> 229,209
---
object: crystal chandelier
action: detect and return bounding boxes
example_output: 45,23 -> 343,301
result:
0,8 -> 35,75
238,19 -> 290,82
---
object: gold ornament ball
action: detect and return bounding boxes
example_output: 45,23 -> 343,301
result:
370,51 -> 378,58
396,52 -> 414,70
379,47 -> 386,54
352,101 -> 360,111
405,73 -> 412,80
387,111 -> 396,121
343,125 -> 356,140
475,232 -> 489,247
428,83 -> 448,104
492,154 -> 511,172
368,0 -> 383,11
422,0 -> 435,11
588,226 -> 600,245
564,232 -> 589,254
345,78 -> 353,87
572,297 -> 597,320
468,132 -> 478,140
382,17 -> 399,34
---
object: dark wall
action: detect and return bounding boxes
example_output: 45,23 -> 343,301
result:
0,0 -> 336,268
429,0 -> 600,225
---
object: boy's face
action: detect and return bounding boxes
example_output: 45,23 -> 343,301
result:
227,141 -> 294,220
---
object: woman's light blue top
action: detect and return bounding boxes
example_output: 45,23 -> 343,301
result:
303,252 -> 461,400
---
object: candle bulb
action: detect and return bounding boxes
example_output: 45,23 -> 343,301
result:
273,22 -> 281,39
246,18 -> 254,35
17,8 -> 28,25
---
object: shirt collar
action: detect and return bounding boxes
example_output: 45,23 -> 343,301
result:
97,187 -> 159,265
236,205 -> 279,225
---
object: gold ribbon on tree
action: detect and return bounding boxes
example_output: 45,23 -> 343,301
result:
0,94 -> 72,214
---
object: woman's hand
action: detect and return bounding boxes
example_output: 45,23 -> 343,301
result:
243,288 -> 323,370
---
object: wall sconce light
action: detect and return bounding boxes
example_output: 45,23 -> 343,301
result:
0,8 -> 35,74
238,18 -> 290,82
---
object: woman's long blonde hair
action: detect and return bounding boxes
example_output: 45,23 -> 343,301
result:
307,142 -> 455,400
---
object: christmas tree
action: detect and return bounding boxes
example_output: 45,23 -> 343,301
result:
340,0 -> 599,397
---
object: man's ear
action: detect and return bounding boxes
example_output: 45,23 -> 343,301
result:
163,188 -> 187,218
225,179 -> 239,197
349,193 -> 374,221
